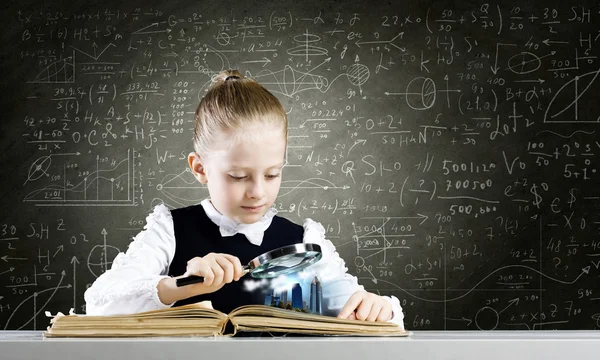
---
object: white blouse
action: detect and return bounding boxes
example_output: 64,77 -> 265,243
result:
84,200 -> 405,328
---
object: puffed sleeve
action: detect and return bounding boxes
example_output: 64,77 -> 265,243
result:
302,218 -> 405,328
84,204 -> 176,315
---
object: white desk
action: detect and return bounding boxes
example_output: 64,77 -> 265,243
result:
1,331 -> 599,360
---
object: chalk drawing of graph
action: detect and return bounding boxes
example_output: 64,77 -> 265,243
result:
23,149 -> 136,206
278,178 -> 349,197
3,268 -> 71,330
28,50 -> 76,84
155,168 -> 207,207
544,68 -> 600,123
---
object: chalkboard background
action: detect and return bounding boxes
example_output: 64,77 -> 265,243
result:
2,0 -> 600,331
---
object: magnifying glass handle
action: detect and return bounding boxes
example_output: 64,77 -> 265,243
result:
176,275 -> 204,287
176,267 -> 251,287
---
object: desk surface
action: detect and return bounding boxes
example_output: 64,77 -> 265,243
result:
1,331 -> 600,360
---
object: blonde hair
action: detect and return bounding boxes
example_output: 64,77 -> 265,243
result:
193,69 -> 288,157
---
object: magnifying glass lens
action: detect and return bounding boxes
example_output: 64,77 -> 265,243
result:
175,243 -> 322,287
250,250 -> 321,278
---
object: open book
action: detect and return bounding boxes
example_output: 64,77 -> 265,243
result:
44,301 -> 408,337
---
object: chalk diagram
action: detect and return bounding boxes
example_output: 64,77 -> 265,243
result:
153,168 -> 207,207
385,76 -> 437,110
277,178 -> 349,197
27,41 -> 119,83
506,51 -> 544,74
87,228 -> 121,278
287,29 -> 329,62
544,68 -> 600,123
206,29 -> 374,97
3,228 -> 122,330
250,62 -> 371,98
443,298 -> 532,330
3,269 -> 72,330
72,42 -> 117,62
23,150 -> 136,205
346,63 -> 370,87
28,51 -> 76,84
493,49 -> 600,124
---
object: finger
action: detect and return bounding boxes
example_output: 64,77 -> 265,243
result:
366,302 -> 383,322
209,260 -> 224,286
337,292 -> 365,319
201,265 -> 215,286
184,257 -> 203,276
215,256 -> 234,284
377,305 -> 393,322
355,299 -> 374,321
220,254 -> 244,280
186,262 -> 213,285
347,312 -> 357,320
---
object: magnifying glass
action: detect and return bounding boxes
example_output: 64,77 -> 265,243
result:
176,243 -> 322,287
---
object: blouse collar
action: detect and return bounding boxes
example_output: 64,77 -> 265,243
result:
200,199 -> 277,246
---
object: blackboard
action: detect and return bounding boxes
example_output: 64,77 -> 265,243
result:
2,0 -> 600,331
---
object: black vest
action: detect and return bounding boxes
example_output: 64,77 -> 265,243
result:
169,204 -> 304,314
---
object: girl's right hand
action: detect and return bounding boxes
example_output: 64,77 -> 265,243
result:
181,253 -> 245,295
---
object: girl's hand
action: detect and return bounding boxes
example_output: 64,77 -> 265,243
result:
337,291 -> 393,322
182,253 -> 245,295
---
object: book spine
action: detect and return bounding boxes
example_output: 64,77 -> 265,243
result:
219,317 -> 230,336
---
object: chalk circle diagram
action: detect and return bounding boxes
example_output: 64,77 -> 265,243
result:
507,51 -> 543,74
25,155 -> 53,184
87,244 -> 121,278
346,63 -> 370,87
354,256 -> 364,268
544,68 -> 600,123
406,77 -> 436,110
474,306 -> 500,330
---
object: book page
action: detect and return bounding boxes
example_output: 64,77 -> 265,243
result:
44,301 -> 228,338
228,305 -> 407,336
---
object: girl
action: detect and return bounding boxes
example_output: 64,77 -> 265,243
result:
84,70 -> 405,327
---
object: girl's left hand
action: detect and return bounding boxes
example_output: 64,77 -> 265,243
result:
337,291 -> 392,322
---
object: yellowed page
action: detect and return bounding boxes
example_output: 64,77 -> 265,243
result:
44,301 -> 227,337
228,305 -> 407,336
44,326 -> 222,338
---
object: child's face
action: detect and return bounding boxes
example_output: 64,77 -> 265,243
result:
189,125 -> 286,224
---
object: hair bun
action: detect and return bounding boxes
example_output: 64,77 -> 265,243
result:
212,70 -> 244,84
